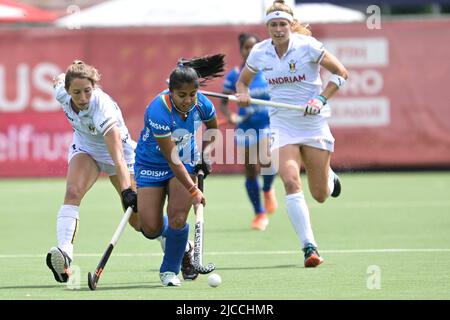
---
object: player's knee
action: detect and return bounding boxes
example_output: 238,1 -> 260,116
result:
64,185 -> 84,203
140,221 -> 163,238
140,226 -> 162,239
282,178 -> 301,194
168,215 -> 187,230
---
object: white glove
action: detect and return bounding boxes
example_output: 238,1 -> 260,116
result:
304,95 -> 327,115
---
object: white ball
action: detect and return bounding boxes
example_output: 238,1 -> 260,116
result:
207,273 -> 222,288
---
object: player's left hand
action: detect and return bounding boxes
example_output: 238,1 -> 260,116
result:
305,96 -> 326,115
194,152 -> 212,178
121,187 -> 138,212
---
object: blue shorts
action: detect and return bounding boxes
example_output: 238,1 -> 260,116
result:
134,163 -> 195,188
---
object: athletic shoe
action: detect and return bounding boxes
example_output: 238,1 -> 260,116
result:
251,213 -> 269,231
160,271 -> 181,287
331,171 -> 341,198
264,189 -> 278,214
303,243 -> 324,268
46,247 -> 72,283
181,240 -> 198,281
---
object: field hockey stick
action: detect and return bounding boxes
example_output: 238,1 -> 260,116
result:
87,207 -> 133,290
201,90 -> 307,112
192,169 -> 216,274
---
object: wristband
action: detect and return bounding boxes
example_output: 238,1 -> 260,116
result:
317,95 -> 327,104
188,184 -> 199,197
329,74 -> 346,89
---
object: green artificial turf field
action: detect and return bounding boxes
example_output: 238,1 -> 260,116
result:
1,172 -> 449,300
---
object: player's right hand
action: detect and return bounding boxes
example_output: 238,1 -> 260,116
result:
236,93 -> 251,107
53,73 -> 65,88
191,188 -> 206,207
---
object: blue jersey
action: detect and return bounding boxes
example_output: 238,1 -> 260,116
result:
223,66 -> 270,130
135,91 -> 216,173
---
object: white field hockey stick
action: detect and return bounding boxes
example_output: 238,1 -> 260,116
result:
192,169 -> 215,274
201,90 -> 307,112
87,207 -> 133,290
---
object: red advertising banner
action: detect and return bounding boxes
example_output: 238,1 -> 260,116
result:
1,21 -> 450,177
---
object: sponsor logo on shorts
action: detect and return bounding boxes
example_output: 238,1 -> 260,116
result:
317,138 -> 334,146
139,169 -> 169,178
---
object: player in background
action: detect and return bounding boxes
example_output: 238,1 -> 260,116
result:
236,0 -> 347,267
219,33 -> 277,231
135,54 -> 224,286
46,60 -> 139,283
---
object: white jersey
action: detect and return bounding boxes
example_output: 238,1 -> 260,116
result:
55,83 -> 136,166
246,34 -> 334,152
246,33 -> 330,118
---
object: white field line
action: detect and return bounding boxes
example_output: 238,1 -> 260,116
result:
309,201 -> 450,209
1,248 -> 450,259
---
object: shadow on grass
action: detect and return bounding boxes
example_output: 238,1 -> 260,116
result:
0,285 -> 62,290
216,264 -> 298,271
0,282 -> 164,291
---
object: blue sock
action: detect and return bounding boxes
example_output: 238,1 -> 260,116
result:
161,215 -> 168,237
160,224 -> 189,274
245,177 -> 264,214
262,174 -> 275,192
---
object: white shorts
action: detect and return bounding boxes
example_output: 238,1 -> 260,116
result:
270,112 -> 335,152
68,134 -> 135,176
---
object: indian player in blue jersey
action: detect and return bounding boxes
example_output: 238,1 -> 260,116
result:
219,33 -> 277,231
134,54 -> 224,286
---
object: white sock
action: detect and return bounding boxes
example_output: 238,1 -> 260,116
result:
157,236 -> 166,252
56,205 -> 79,260
328,167 -> 335,196
285,192 -> 317,248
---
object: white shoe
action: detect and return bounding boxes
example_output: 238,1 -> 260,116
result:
160,271 -> 181,287
46,247 -> 71,283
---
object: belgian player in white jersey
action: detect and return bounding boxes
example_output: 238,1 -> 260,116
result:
236,0 -> 348,267
46,60 -> 140,283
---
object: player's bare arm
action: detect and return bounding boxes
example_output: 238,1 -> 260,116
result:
236,67 -> 256,107
104,124 -> 132,191
319,50 -> 349,100
156,136 -> 205,206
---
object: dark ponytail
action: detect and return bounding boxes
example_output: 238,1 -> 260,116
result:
169,54 -> 225,91
238,33 -> 260,51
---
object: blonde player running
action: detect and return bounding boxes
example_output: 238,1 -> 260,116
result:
46,60 -> 140,283
236,0 -> 348,267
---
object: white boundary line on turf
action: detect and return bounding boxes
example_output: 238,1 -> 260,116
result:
1,248 -> 450,258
